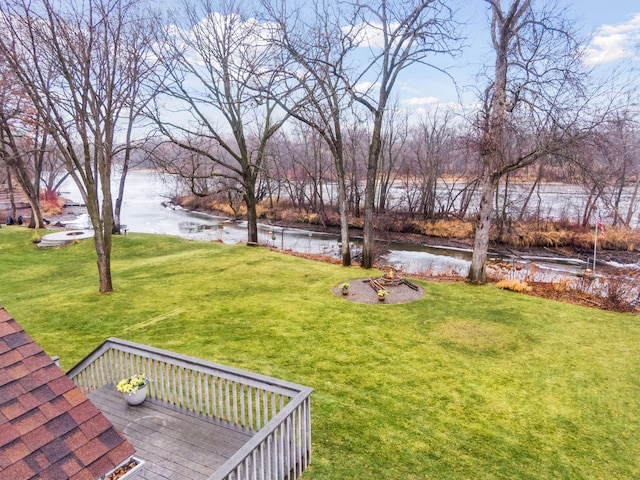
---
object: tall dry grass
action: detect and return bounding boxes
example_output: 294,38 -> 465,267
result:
176,194 -> 640,252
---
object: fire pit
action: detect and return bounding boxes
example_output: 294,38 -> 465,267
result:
333,270 -> 425,305
378,269 -> 404,287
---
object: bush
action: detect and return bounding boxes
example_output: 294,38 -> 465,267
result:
40,190 -> 65,215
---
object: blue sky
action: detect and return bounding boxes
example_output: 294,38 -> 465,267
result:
155,0 -> 639,124
397,0 -> 640,108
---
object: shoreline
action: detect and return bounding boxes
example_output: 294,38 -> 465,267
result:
48,201 -> 639,271
264,217 -> 639,270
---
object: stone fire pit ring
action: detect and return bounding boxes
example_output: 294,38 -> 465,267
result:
333,277 -> 425,305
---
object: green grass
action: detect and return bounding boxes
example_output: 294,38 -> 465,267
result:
1,226 -> 639,479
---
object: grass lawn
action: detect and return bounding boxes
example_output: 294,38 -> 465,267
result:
0,227 -> 638,479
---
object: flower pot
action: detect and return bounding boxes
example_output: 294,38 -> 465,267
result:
124,385 -> 147,406
342,289 -> 349,295
102,456 -> 145,479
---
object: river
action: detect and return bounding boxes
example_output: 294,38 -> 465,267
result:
58,170 -> 618,279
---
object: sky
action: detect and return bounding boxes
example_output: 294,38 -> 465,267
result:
397,0 -> 640,109
151,0 -> 640,130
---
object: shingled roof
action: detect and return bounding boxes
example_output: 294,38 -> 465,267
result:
0,306 -> 135,480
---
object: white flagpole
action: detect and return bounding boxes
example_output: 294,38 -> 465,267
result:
592,209 -> 598,275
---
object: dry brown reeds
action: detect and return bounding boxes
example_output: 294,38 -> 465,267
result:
176,194 -> 640,254
572,227 -> 640,251
495,278 -> 532,293
410,219 -> 475,239
500,220 -> 639,252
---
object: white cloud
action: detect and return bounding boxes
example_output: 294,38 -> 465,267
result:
584,13 -> 640,66
402,96 -> 439,106
354,81 -> 378,94
344,21 -> 401,49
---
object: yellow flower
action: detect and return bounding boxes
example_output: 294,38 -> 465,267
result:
116,373 -> 149,394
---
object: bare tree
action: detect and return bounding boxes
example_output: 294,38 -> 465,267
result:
0,0 -> 156,292
147,0 -> 288,245
343,121 -> 368,218
263,126 -> 333,214
276,125 -> 334,225
345,0 -> 460,268
264,0 -> 459,267
468,0 -> 594,283
599,112 -> 640,227
560,112 -> 640,229
0,63 -> 47,228
260,0 -> 364,266
377,104 -> 408,214
112,21 -> 159,234
410,106 -> 458,219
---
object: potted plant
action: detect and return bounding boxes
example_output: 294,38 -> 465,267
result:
116,373 -> 150,406
340,283 -> 350,295
377,289 -> 389,302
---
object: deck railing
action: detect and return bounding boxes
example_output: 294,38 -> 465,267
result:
67,338 -> 313,480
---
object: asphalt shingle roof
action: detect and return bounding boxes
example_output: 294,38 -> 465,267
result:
0,306 -> 135,479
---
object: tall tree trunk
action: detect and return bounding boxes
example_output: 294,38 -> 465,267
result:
362,179 -> 376,268
94,231 -> 113,293
497,173 -> 510,240
336,160 -> 351,266
245,183 -> 258,244
468,174 -> 499,284
114,162 -> 128,233
28,131 -> 47,229
114,116 -> 136,233
25,198 -> 44,230
6,167 -> 16,218
361,112 -> 384,269
84,182 -> 114,293
612,158 -> 627,227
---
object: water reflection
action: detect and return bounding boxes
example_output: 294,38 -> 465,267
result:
176,217 -> 344,257
171,212 -> 485,275
384,249 -> 471,276
58,170 -> 599,278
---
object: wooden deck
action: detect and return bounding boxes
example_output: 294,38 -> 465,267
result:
88,386 -> 254,480
71,339 -> 312,480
